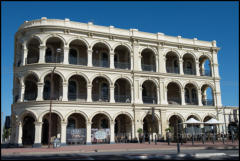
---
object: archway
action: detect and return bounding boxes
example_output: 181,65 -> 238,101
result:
141,49 -> 156,72
69,40 -> 87,65
92,77 -> 109,102
26,38 -> 40,64
143,114 -> 159,141
92,42 -> 110,68
169,115 -> 183,142
114,45 -> 130,69
201,84 -> 214,106
166,51 -> 179,74
183,53 -> 196,75
184,83 -> 198,105
24,74 -> 38,101
22,116 -> 35,146
114,114 -> 132,142
68,75 -> 87,101
142,80 -> 157,104
167,82 -> 181,105
45,37 -> 64,63
199,55 -> 212,76
114,78 -> 131,103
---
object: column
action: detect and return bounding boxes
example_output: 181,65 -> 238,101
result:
131,121 -> 135,139
156,55 -> 159,72
181,90 -> 185,105
130,54 -> 133,70
87,49 -> 92,67
215,80 -> 222,107
110,51 -> 114,69
63,46 -> 69,64
139,55 -> 142,71
196,60 -> 200,76
110,120 -> 115,144
139,86 -> 143,104
165,87 -> 168,105
131,86 -> 134,103
160,110 -> 167,139
157,87 -> 160,104
179,58 -> 184,75
212,50 -> 220,78
110,85 -> 115,103
86,121 -> 92,145
36,82 -> 44,101
87,84 -> 92,102
198,89 -> 203,106
160,80 -> 168,105
15,122 -> 22,147
20,84 -> 25,102
62,82 -> 68,101
33,122 -> 42,147
158,46 -> 166,73
39,45 -> 46,63
22,45 -> 28,66
60,121 -> 67,146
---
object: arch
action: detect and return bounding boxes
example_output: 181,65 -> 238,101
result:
113,76 -> 133,87
43,34 -> 67,45
66,72 -> 90,84
64,110 -> 89,122
40,70 -> 66,83
17,110 -> 37,123
26,35 -> 42,46
112,42 -> 132,53
202,113 -> 216,121
113,111 -> 133,121
90,111 -> 113,122
167,113 -> 185,123
198,53 -> 213,63
139,46 -> 158,56
186,113 -> 202,122
23,71 -> 40,83
183,81 -> 200,90
38,110 -> 64,122
90,74 -> 113,85
164,48 -> 181,59
200,82 -> 215,91
182,51 -> 197,61
91,40 -> 112,51
140,78 -> 159,88
141,111 -> 160,123
165,79 -> 183,91
67,37 -> 89,48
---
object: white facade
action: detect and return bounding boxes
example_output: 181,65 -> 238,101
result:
10,17 -> 227,147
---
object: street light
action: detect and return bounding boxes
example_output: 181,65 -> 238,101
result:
48,48 -> 61,148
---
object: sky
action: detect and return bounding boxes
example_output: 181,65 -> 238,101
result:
1,1 -> 239,126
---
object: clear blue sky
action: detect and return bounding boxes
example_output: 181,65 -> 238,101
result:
1,1 -> 239,125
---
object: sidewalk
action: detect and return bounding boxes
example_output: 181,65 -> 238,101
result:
1,141 -> 239,156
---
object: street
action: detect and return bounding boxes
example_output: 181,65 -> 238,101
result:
2,148 -> 239,160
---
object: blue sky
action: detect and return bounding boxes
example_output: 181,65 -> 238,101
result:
1,1 -> 239,125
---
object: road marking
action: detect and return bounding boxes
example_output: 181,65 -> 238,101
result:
195,153 -> 226,158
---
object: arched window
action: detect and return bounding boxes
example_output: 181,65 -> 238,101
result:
68,81 -> 77,100
67,118 -> 76,129
43,80 -> 51,100
101,83 -> 109,100
69,49 -> 77,64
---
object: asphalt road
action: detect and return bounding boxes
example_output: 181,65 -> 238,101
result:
2,149 -> 239,160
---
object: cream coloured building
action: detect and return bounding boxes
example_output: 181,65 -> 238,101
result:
10,17 -> 226,147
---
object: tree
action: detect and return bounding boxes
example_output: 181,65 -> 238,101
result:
2,126 -> 11,142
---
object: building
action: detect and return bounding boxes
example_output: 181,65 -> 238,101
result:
10,17 -> 225,147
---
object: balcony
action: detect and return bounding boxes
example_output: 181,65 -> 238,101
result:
43,93 -> 62,101
69,57 -> 87,66
183,68 -> 196,75
202,99 -> 214,106
143,96 -> 157,104
45,56 -> 63,63
68,93 -> 87,101
200,69 -> 211,76
166,67 -> 179,74
24,93 -> 37,101
168,97 -> 181,105
141,64 -> 156,72
114,62 -> 130,70
92,94 -> 109,102
114,95 -> 131,103
92,59 -> 109,68
185,98 -> 198,105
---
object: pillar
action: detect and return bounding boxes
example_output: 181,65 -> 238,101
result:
22,44 -> 28,66
130,54 -> 133,70
139,55 -> 142,71
110,85 -> 115,103
156,55 -> 159,72
33,122 -> 42,147
39,45 -> 46,63
63,47 -> 69,64
20,83 -> 25,102
87,49 -> 92,67
131,121 -> 135,139
158,46 -> 166,73
139,86 -> 143,104
62,82 -> 68,101
15,121 -> 22,147
157,87 -> 160,104
165,87 -> 168,105
160,110 -> 167,139
179,59 -> 184,75
60,121 -> 67,146
159,80 -> 168,105
86,121 -> 92,145
181,90 -> 185,105
110,120 -> 115,144
198,89 -> 203,106
87,84 -> 92,102
196,60 -> 200,76
110,51 -> 114,69
131,86 -> 134,103
36,82 -> 44,101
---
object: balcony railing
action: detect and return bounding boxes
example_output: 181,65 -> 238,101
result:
26,57 -> 39,64
43,93 -> 62,101
24,93 -> 37,101
183,68 -> 196,75
92,94 -> 109,102
114,95 -> 131,103
200,69 -> 211,76
92,59 -> 109,68
168,97 -> 181,105
45,56 -> 63,63
142,96 -> 157,104
69,57 -> 87,66
185,98 -> 198,105
166,67 -> 179,74
68,93 -> 87,101
114,62 -> 130,69
141,64 -> 156,72
202,99 -> 214,106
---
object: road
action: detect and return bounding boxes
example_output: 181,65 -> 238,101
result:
2,148 -> 239,160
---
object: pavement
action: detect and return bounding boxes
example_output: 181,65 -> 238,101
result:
1,140 -> 239,157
